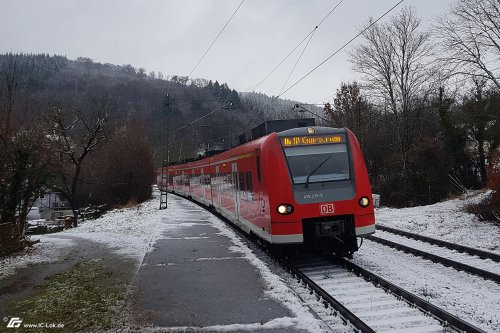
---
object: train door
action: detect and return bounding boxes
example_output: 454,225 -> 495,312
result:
256,151 -> 270,233
232,163 -> 240,220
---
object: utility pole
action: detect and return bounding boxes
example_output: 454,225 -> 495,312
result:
159,94 -> 171,210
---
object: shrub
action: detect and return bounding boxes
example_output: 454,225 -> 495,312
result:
466,151 -> 500,222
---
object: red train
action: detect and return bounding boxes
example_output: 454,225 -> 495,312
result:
157,122 -> 375,255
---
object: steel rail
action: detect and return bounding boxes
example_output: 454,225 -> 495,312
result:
340,258 -> 487,333
283,258 -> 376,333
170,192 -> 487,332
368,235 -> 500,283
172,192 -> 373,332
376,224 -> 500,263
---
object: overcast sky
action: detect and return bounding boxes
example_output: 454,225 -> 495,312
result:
0,0 -> 455,104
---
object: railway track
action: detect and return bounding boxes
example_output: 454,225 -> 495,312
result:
376,224 -> 500,262
283,254 -> 486,333
172,194 -> 490,332
368,225 -> 500,283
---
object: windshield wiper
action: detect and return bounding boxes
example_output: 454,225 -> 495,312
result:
304,154 -> 335,189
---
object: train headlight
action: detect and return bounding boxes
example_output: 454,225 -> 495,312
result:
359,196 -> 370,208
277,204 -> 294,215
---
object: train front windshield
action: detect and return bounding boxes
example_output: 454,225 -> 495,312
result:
284,144 -> 350,184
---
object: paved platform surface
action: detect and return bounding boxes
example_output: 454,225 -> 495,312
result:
133,195 -> 308,332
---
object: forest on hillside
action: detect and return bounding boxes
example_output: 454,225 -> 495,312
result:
1,1 -> 500,255
0,52 -> 309,254
319,4 -> 500,221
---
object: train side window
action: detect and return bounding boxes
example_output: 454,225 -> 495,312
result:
256,157 -> 261,182
246,172 -> 253,201
222,173 -> 228,193
239,173 -> 246,193
223,172 -> 229,194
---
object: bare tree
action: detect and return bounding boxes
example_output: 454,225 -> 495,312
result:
324,82 -> 372,146
47,98 -> 110,226
0,53 -> 32,136
349,7 -> 435,167
87,117 -> 154,206
436,0 -> 500,89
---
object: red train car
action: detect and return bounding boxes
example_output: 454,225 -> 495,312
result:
157,125 -> 375,254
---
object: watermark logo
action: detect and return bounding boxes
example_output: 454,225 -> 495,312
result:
6,317 -> 22,328
3,316 -> 64,329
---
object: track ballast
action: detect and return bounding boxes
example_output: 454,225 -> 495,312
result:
369,225 -> 500,283
283,254 -> 486,333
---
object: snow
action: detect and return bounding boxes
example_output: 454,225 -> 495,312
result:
1,189 -> 327,332
1,188 -> 167,279
128,317 -> 316,332
375,191 -> 500,253
353,191 -> 500,333
2,189 -> 499,332
375,229 -> 500,275
204,211 -> 326,333
0,236 -> 75,280
353,240 -> 500,333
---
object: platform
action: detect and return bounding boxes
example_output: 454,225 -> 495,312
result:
132,195 -> 311,332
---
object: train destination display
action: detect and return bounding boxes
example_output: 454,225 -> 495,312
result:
280,134 -> 344,147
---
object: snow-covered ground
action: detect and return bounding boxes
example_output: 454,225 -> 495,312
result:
353,191 -> 500,333
1,189 -> 167,280
0,189 -> 329,332
1,189 -> 499,332
375,191 -> 500,253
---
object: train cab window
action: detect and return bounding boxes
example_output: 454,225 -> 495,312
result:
283,144 -> 350,185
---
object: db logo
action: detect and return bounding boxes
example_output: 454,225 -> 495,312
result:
320,203 -> 335,215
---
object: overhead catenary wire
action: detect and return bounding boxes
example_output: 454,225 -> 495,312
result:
253,0 -> 344,91
315,53 -> 500,104
292,104 -> 330,122
316,65 -> 500,105
189,0 -> 245,78
278,29 -> 317,96
252,30 -> 316,91
277,0 -> 405,99
170,102 -> 233,134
